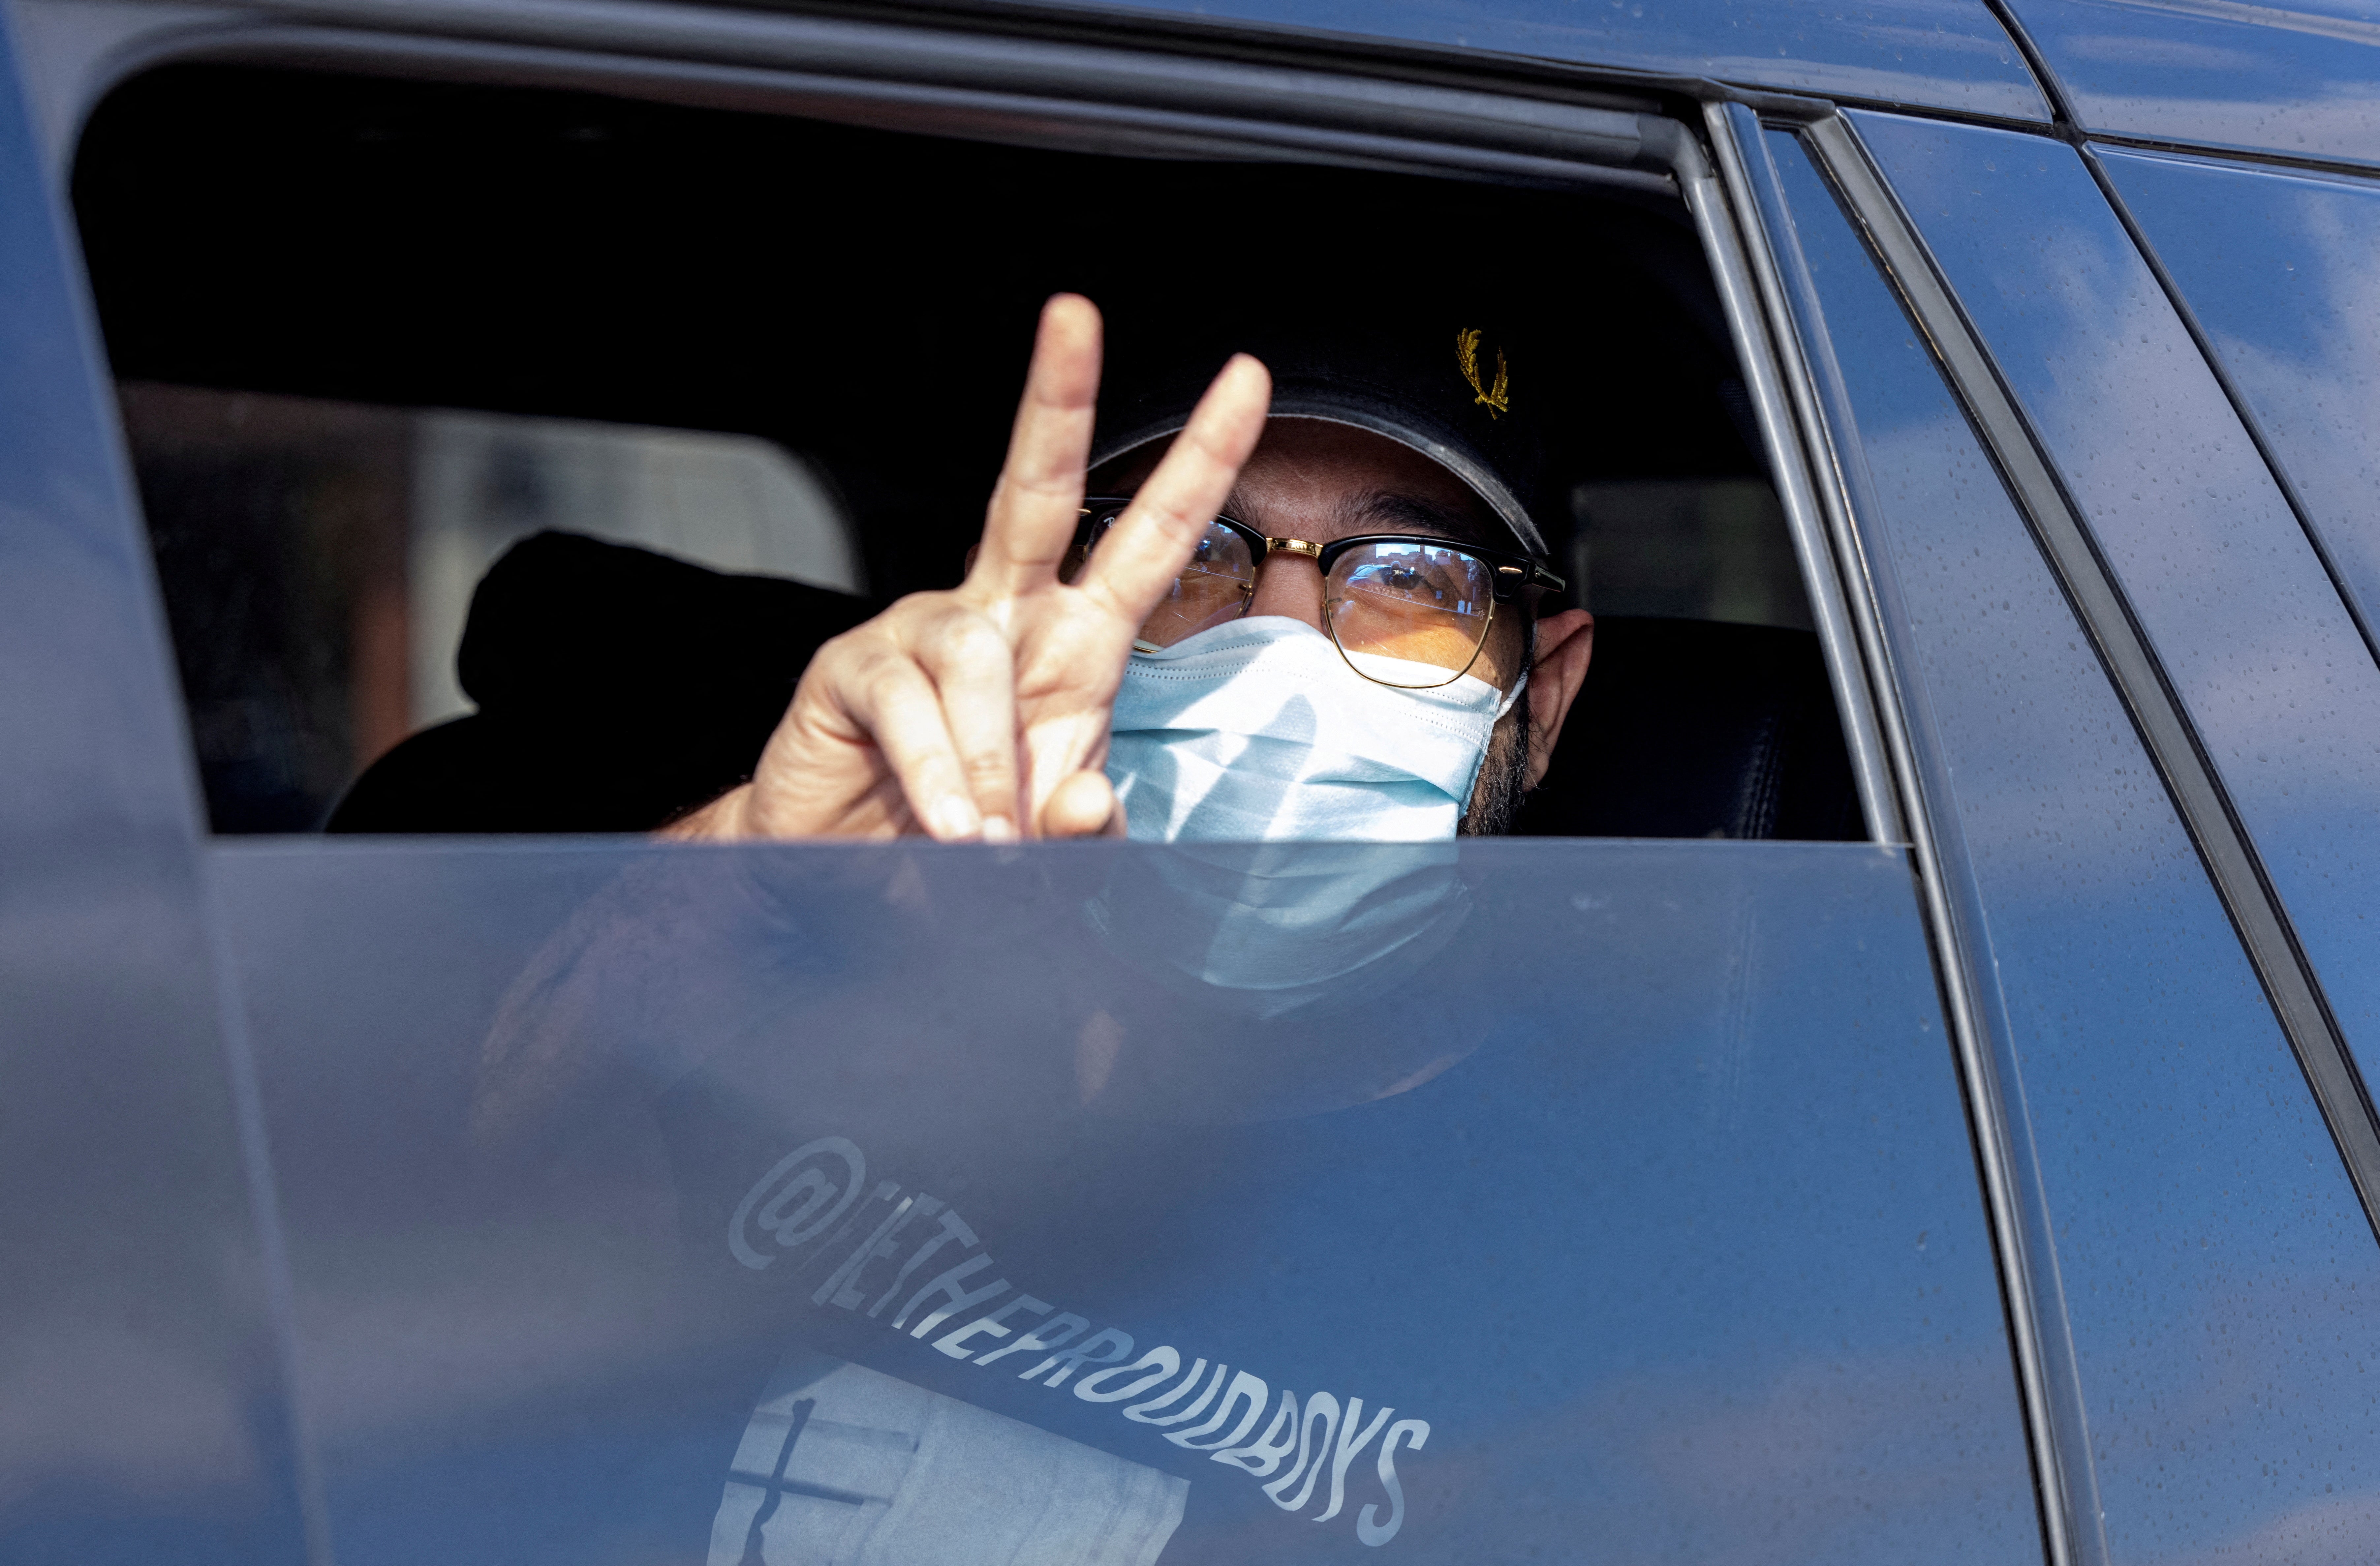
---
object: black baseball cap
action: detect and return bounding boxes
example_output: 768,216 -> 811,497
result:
1091,308 -> 1551,557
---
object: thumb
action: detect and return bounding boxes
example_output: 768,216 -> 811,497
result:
1039,768 -> 1121,839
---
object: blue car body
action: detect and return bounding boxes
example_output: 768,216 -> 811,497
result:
4,1 -> 2378,1563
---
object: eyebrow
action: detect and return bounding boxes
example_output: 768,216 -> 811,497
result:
1336,489 -> 1500,548
1219,487 -> 1501,549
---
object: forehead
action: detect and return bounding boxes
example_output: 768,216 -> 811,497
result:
1097,417 -> 1499,543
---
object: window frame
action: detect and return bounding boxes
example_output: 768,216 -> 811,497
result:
48,1 -> 2087,1547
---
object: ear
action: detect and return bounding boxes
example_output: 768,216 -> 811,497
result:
1523,609 -> 1594,791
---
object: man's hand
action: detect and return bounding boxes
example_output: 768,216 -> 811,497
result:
669,295 -> 1272,842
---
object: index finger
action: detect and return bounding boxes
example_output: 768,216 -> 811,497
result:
1076,353 -> 1272,625
969,293 -> 1104,598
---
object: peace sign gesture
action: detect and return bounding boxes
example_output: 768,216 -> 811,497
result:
669,295 -> 1273,842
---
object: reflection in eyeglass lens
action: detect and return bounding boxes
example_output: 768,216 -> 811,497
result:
1117,522 -> 1500,687
1328,543 -> 1494,686
1131,519 -> 1257,647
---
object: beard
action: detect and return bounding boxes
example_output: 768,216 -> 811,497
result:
1457,711 -> 1532,837
1459,617 -> 1539,838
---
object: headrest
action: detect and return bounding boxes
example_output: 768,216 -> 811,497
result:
328,531 -> 877,832
1513,616 -> 1861,840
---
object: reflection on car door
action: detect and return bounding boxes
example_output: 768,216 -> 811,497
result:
0,24 -> 310,1563
207,834 -> 2033,1563
1749,114 -> 2380,1565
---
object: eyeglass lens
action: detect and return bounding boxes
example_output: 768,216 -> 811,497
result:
1100,514 -> 1499,691
1326,541 -> 1496,689
1136,519 -> 1259,647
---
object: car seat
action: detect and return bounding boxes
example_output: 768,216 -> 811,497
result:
1511,615 -> 1862,840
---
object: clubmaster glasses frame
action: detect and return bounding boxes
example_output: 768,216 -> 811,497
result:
1077,497 -> 1568,689
1075,500 -> 1567,600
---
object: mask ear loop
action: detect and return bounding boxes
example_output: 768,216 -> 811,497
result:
1495,609 -> 1540,721
1492,666 -> 1530,720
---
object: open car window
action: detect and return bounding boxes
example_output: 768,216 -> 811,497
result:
120,383 -> 862,828
78,62 -> 1864,844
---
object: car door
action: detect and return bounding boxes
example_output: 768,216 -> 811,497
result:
1724,103 -> 2380,1566
0,8 -> 2057,1564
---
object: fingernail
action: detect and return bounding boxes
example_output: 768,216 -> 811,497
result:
931,798 -> 980,840
981,814 -> 1018,844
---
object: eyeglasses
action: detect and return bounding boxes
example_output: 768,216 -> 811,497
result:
1076,498 -> 1565,691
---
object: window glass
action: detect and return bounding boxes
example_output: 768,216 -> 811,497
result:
1766,126 -> 2380,1561
211,834 -> 2035,1564
1852,110 -> 2380,1096
1993,0 -> 2380,166
2096,149 -> 2380,653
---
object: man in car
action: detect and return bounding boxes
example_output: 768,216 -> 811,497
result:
664,293 -> 1595,846
472,294 -> 1599,1566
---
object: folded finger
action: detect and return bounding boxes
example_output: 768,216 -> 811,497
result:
823,651 -> 988,840
910,605 -> 1023,840
973,294 -> 1103,597
1078,353 -> 1271,623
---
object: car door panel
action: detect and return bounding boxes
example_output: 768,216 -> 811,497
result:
1751,117 -> 2380,1566
0,15 -> 311,1565
31,2 -> 2363,1560
1851,109 -> 2380,1129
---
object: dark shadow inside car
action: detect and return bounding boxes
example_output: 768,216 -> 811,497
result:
73,62 -> 1857,841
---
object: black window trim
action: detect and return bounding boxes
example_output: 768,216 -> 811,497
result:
40,0 -> 1675,188
1706,99 -> 2097,1566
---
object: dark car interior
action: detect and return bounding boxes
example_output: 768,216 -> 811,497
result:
73,62 -> 1859,841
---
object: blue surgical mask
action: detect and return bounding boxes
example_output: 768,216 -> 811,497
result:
1104,616 -> 1524,842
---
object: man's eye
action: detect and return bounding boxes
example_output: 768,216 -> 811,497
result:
1383,565 -> 1424,591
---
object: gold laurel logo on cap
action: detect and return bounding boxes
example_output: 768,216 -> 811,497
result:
1456,327 -> 1509,419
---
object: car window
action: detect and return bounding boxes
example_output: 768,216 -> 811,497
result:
1764,123 -> 2380,1562
2095,148 -> 2380,660
77,63 -> 1863,844
121,384 -> 861,831
1852,110 -> 2380,1109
